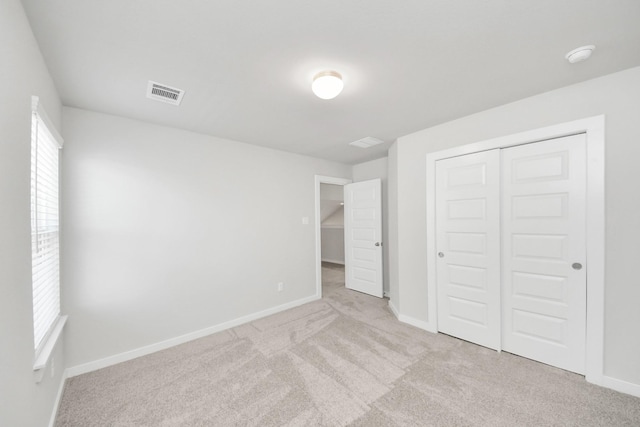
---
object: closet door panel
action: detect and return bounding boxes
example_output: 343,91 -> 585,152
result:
435,150 -> 501,350
501,134 -> 587,374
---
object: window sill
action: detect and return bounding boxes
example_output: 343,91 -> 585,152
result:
33,315 -> 67,382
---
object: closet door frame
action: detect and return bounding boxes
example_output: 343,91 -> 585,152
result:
425,115 -> 604,386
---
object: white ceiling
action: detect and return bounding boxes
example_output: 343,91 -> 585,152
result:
21,0 -> 640,164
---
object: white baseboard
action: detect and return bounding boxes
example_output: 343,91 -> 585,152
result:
388,299 -> 400,318
321,258 -> 345,265
66,294 -> 321,378
397,313 -> 438,334
600,375 -> 640,398
388,299 -> 437,333
48,370 -> 68,427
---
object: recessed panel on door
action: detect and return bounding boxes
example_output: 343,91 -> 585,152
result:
352,228 -> 375,242
512,151 -> 568,183
511,310 -> 567,345
353,208 -> 375,222
449,297 -> 487,326
447,232 -> 486,255
435,150 -> 501,350
353,247 -> 376,262
512,234 -> 567,261
447,163 -> 487,188
448,198 -> 486,220
512,193 -> 567,219
448,264 -> 486,291
511,271 -> 567,303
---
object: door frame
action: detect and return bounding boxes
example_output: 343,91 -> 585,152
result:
425,115 -> 605,385
315,175 -> 352,298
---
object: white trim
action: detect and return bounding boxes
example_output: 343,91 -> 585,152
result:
397,313 -> 438,333
583,120 -> 606,385
314,175 -> 352,299
601,375 -> 640,398
66,294 -> 320,377
34,315 -> 67,373
388,299 -> 400,318
48,370 -> 68,427
425,115 -> 605,383
31,96 -> 63,147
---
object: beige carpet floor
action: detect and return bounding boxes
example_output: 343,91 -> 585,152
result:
55,263 -> 640,426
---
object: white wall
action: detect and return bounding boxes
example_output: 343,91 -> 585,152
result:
320,183 -> 344,203
322,206 -> 344,227
390,66 -> 640,387
387,145 -> 400,309
0,1 -> 66,425
352,157 -> 389,295
320,228 -> 345,264
319,183 -> 344,224
61,108 -> 351,369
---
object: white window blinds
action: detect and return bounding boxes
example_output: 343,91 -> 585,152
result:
30,96 -> 63,352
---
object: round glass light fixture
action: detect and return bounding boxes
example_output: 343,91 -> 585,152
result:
312,71 -> 343,99
565,45 -> 595,64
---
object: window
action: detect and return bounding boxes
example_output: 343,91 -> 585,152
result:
30,96 -> 64,361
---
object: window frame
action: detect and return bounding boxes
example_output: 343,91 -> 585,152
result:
30,96 -> 67,376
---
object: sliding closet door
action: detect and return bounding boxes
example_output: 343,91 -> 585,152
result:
435,150 -> 501,350
501,134 -> 587,374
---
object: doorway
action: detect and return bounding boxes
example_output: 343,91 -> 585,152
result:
320,182 -> 346,295
314,176 -> 351,298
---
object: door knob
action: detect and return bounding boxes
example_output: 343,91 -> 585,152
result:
438,252 -> 444,258
375,242 -> 381,247
572,262 -> 583,270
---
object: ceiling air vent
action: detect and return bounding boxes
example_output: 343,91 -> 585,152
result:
349,136 -> 384,148
146,81 -> 185,106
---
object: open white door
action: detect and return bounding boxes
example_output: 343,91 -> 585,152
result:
344,179 -> 383,298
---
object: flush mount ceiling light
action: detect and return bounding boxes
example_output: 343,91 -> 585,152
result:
312,71 -> 343,99
565,45 -> 595,64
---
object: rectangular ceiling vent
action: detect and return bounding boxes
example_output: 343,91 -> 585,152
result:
146,81 -> 185,106
349,136 -> 384,148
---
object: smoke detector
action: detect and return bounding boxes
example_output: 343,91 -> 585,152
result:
565,45 -> 595,64
349,137 -> 384,148
146,81 -> 185,105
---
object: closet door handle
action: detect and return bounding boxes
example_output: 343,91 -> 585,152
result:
438,252 -> 444,258
572,262 -> 583,270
